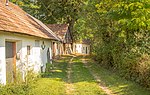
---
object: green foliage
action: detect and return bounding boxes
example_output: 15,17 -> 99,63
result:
0,70 -> 38,95
10,0 -> 39,17
87,60 -> 150,95
0,84 -> 28,95
74,0 -> 150,88
36,0 -> 84,24
36,0 -> 86,42
10,0 -> 150,88
10,0 -> 86,42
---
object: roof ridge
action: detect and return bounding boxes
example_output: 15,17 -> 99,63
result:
27,14 -> 60,41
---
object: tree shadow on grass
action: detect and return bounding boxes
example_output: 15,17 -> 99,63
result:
88,62 -> 150,95
41,55 -> 96,84
40,56 -> 107,95
69,61 -> 107,95
70,62 -> 95,83
41,61 -> 68,82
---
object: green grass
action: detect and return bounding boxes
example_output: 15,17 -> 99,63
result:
29,78 -> 66,95
42,56 -> 71,81
3,55 -> 149,95
30,56 -> 71,95
87,59 -> 150,95
70,57 -> 107,95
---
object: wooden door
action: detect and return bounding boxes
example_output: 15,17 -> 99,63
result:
6,41 -> 16,83
52,42 -> 55,58
63,43 -> 66,54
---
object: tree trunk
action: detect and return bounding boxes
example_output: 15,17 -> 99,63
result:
67,17 -> 76,53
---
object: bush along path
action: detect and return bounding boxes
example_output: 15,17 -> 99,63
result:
82,56 -> 150,95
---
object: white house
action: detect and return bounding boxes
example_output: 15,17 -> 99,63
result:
73,39 -> 90,55
0,1 -> 59,84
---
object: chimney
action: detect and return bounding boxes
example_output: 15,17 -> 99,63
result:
6,0 -> 8,6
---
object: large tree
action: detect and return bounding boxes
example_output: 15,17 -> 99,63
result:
36,0 -> 85,42
10,0 -> 85,41
10,0 -> 39,17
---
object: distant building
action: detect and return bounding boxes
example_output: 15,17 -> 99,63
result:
73,39 -> 91,55
47,24 -> 73,57
0,1 -> 59,84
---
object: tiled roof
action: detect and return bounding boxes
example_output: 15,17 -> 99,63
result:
75,39 -> 91,45
82,39 -> 91,44
0,1 -> 59,40
46,24 -> 69,41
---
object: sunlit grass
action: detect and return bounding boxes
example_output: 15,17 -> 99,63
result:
43,56 -> 70,81
87,59 -> 150,95
73,82 -> 107,95
71,57 -> 107,95
29,78 -> 66,95
29,56 -> 71,95
2,55 -> 149,95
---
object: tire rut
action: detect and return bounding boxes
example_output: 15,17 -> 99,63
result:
82,56 -> 115,95
66,56 -> 75,95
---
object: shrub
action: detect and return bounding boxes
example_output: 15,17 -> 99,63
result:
0,70 -> 38,95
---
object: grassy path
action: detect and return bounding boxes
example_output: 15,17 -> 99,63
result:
29,55 -> 150,95
82,57 -> 114,95
33,55 -> 107,95
70,56 -> 107,95
82,56 -> 150,95
66,56 -> 75,95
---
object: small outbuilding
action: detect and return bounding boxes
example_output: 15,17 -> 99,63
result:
73,39 -> 91,55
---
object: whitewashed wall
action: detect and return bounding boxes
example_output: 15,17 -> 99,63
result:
0,34 -> 6,85
73,43 -> 90,54
0,32 -> 52,84
52,41 -> 61,57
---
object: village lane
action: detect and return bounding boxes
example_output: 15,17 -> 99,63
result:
29,55 -> 107,95
0,1 -> 149,95
29,55 -> 150,95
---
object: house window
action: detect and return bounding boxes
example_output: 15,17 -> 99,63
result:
35,40 -> 40,47
27,45 -> 31,55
